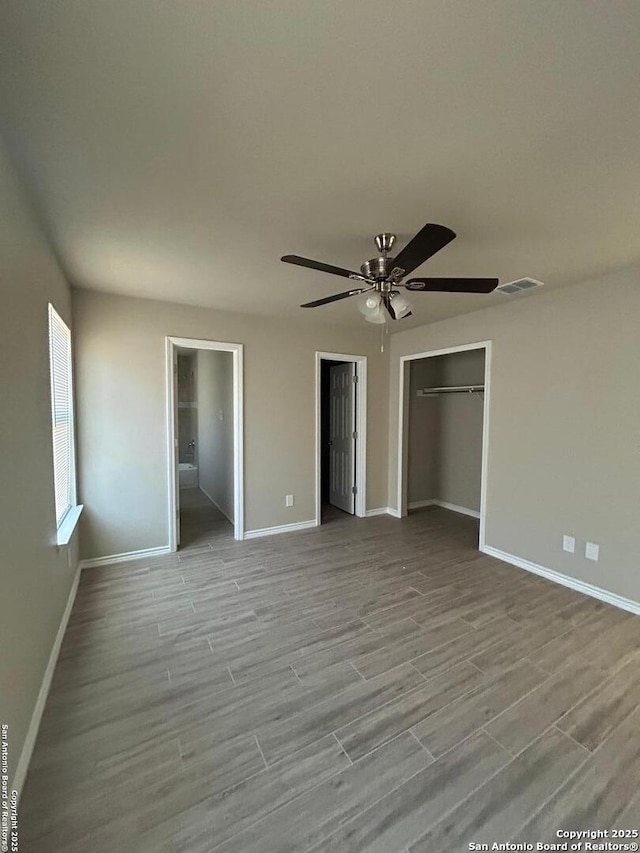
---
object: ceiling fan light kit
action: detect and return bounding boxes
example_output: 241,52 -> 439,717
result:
282,222 -> 500,324
365,309 -> 387,325
358,292 -> 381,315
358,292 -> 389,323
390,290 -> 412,319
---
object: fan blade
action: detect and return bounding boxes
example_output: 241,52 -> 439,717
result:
405,277 -> 499,293
391,224 -> 456,277
300,288 -> 366,308
282,255 -> 359,279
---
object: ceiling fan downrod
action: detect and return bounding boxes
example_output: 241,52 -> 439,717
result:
358,233 -> 399,287
374,233 -> 396,255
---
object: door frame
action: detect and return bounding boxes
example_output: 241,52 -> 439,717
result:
315,351 -> 367,524
396,340 -> 492,549
166,336 -> 244,547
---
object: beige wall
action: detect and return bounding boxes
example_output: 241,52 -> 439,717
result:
390,266 -> 640,602
437,389 -> 484,512
438,349 -> 485,512
73,290 -> 389,558
196,350 -> 234,522
0,140 -> 77,786
407,359 -> 439,504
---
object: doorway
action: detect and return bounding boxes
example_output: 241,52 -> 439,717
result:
316,352 -> 367,524
166,337 -> 244,548
397,341 -> 491,548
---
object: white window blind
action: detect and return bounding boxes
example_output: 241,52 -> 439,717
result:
48,304 -> 76,527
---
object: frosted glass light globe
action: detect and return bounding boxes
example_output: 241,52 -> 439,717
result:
358,292 -> 382,316
364,306 -> 386,324
391,292 -> 412,319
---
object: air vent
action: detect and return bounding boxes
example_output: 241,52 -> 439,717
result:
497,277 -> 544,295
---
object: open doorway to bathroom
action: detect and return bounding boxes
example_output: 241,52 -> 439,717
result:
166,337 -> 244,549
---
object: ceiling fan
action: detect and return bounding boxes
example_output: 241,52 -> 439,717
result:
281,223 -> 498,323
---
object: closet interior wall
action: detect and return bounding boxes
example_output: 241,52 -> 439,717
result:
408,349 -> 485,515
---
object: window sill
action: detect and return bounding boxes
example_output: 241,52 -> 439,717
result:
57,504 -> 83,546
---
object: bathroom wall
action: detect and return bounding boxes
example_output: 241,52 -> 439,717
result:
177,352 -> 197,464
197,350 -> 234,521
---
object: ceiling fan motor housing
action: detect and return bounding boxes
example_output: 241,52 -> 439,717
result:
360,257 -> 394,281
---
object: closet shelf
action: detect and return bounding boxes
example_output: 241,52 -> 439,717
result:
417,384 -> 484,397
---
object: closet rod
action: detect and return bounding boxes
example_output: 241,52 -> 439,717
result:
417,384 -> 484,397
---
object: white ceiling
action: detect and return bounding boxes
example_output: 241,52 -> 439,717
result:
2,0 -> 640,330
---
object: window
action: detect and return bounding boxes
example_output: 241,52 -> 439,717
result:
48,304 -> 77,534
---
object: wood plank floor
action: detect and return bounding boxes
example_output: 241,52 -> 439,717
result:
21,506 -> 640,852
178,487 -> 233,549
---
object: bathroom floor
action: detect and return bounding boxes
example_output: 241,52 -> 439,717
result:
179,487 -> 233,549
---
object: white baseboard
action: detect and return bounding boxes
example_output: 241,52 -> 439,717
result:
370,503 -> 479,520
12,566 -> 81,801
198,485 -> 234,525
408,499 -> 436,510
408,499 -> 480,519
432,500 -> 480,519
244,519 -> 318,540
365,507 -> 393,517
481,544 -> 640,617
79,545 -> 172,570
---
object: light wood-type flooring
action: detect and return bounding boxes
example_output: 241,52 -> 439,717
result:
178,486 -> 233,549
21,505 -> 640,851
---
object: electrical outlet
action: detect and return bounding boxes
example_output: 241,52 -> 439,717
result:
585,542 -> 599,561
218,409 -> 224,421
286,494 -> 294,507
562,535 -> 575,554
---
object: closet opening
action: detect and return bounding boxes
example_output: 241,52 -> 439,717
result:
397,342 -> 491,549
